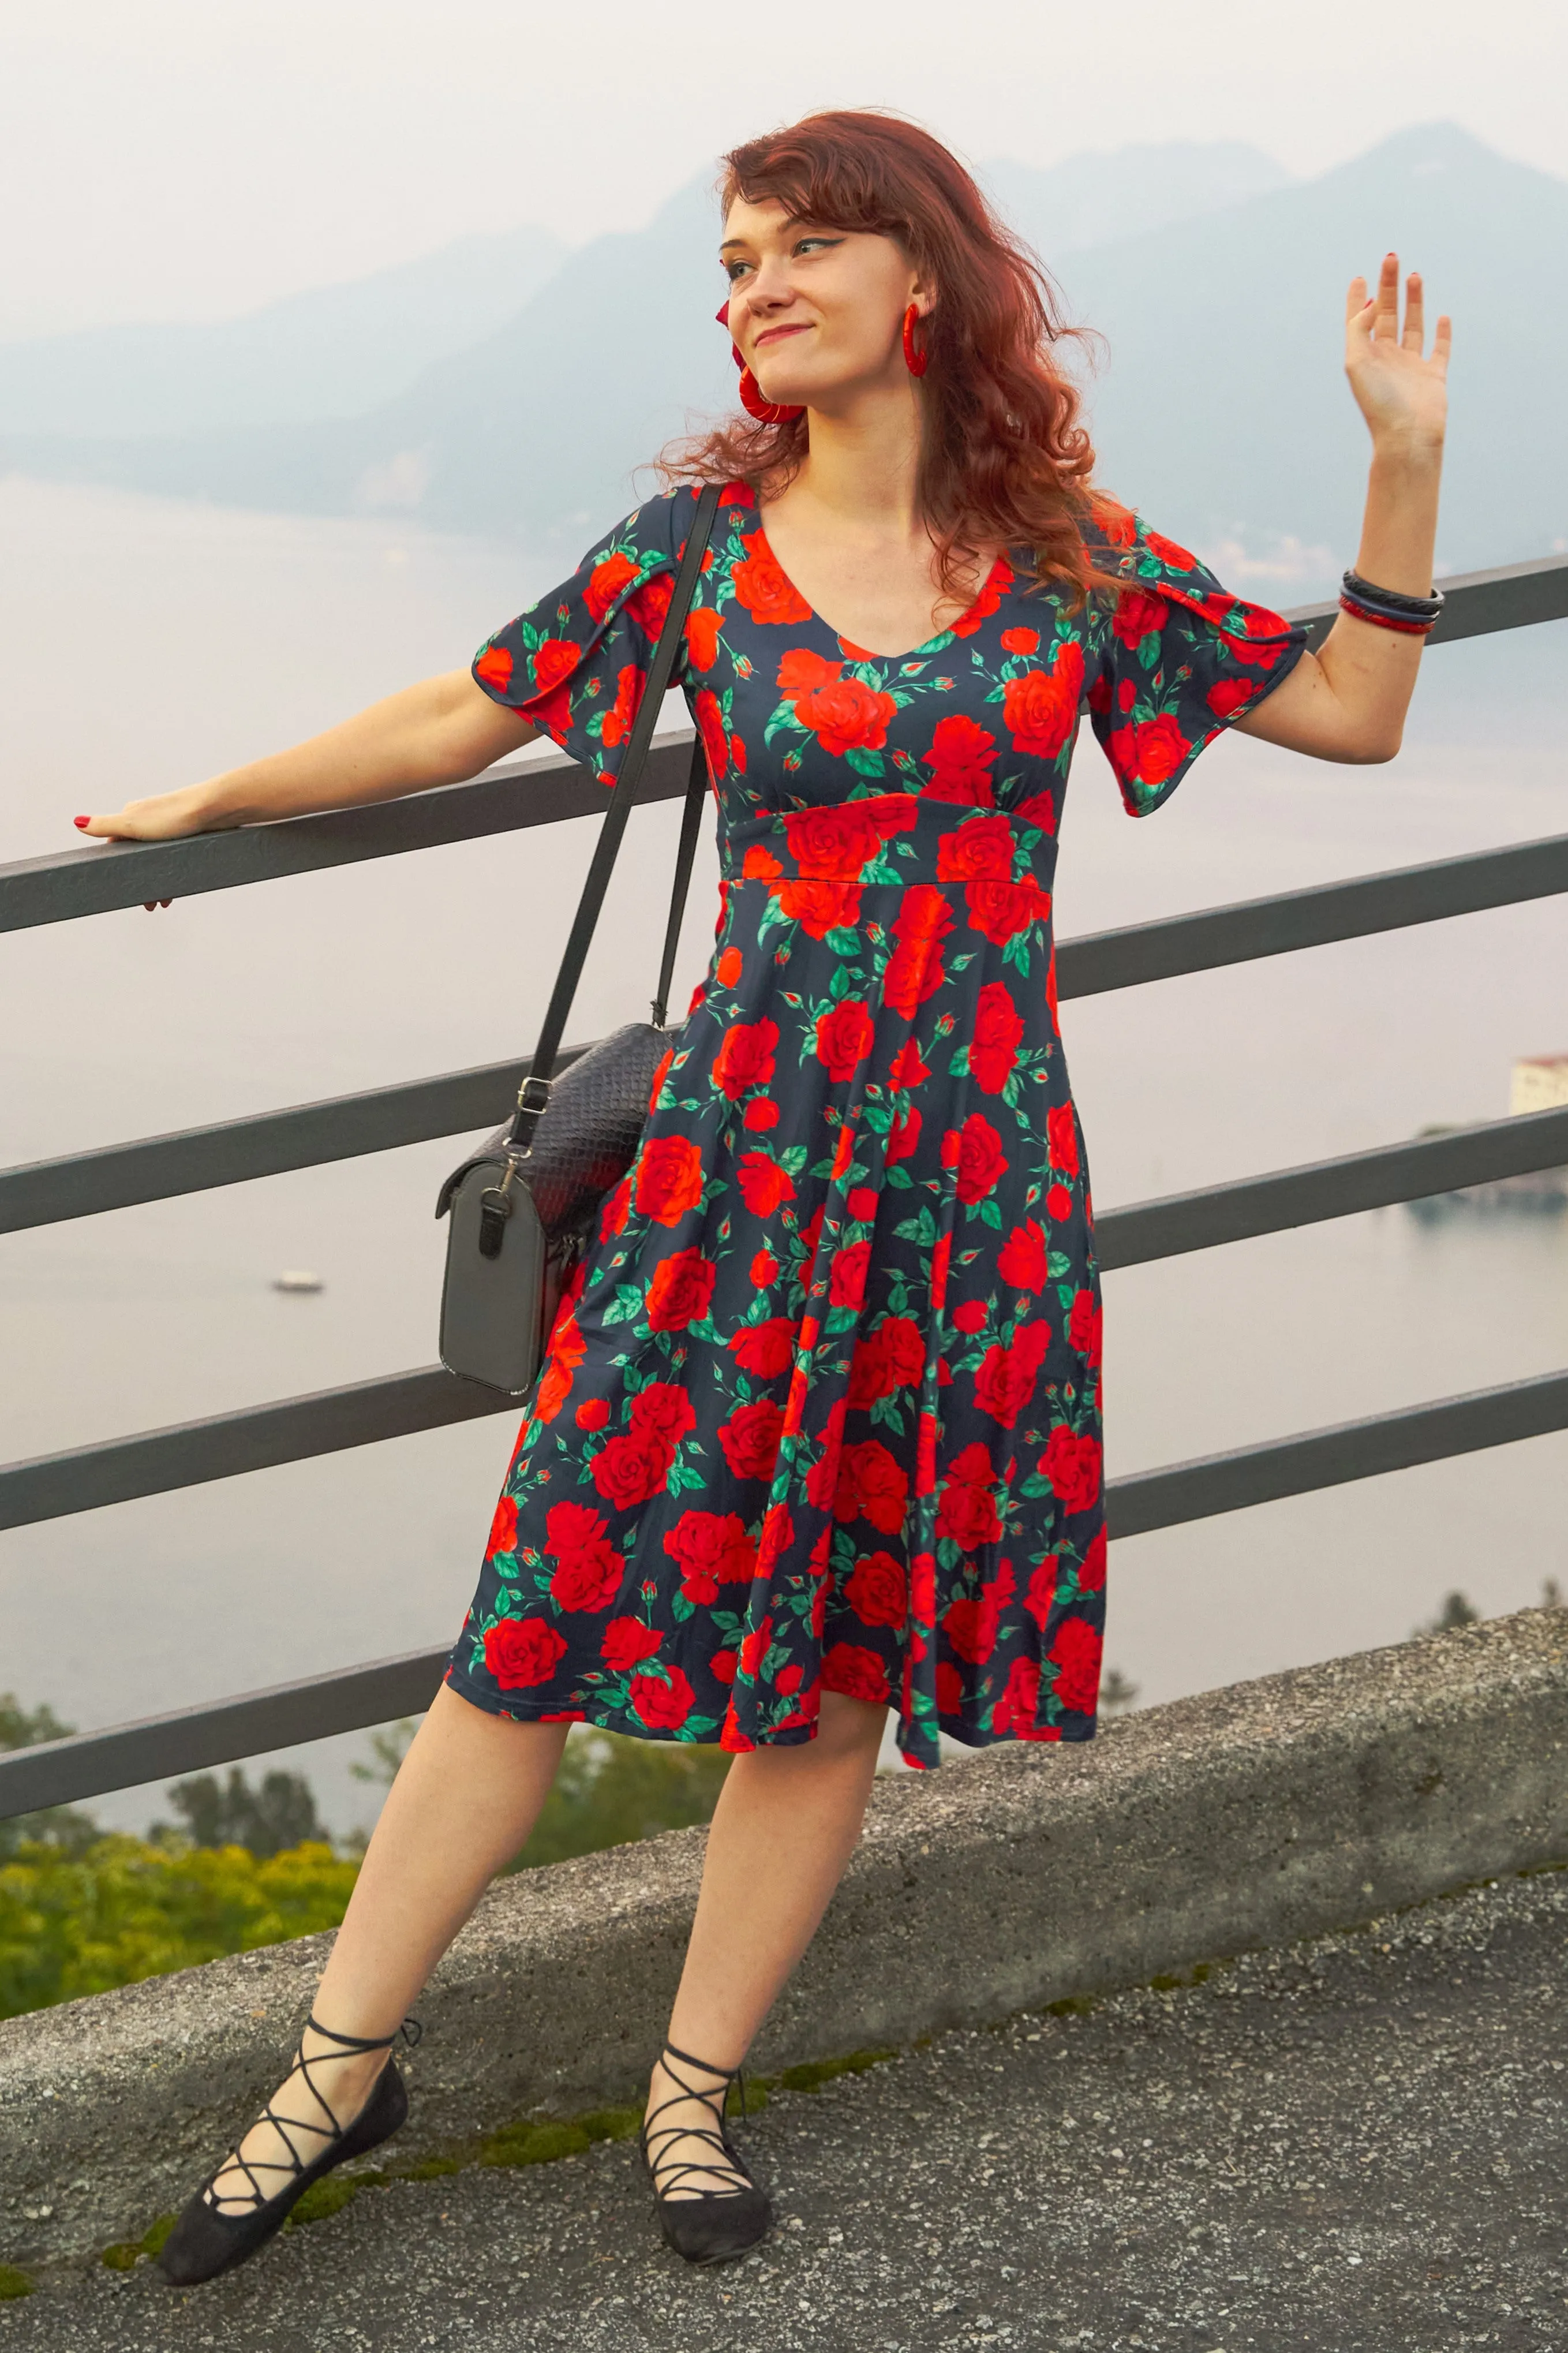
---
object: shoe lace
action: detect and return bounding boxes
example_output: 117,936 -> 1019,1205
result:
641,2040 -> 756,2203
203,2012 -> 421,2215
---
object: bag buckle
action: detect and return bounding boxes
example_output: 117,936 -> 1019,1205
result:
515,1074 -> 553,1116
478,1182 -> 513,1259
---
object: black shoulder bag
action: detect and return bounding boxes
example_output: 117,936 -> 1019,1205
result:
435,481 -> 721,1395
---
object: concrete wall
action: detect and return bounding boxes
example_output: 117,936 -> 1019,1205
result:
3,1607 -> 1565,2266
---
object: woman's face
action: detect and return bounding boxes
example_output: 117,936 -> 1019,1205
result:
720,195 -> 929,411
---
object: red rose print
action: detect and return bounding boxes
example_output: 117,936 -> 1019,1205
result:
598,664 -> 645,750
712,1017 -> 778,1103
630,1663 -> 695,1730
847,1186 -> 879,1223
974,1320 -> 1050,1429
729,1317 -> 798,1379
648,1048 -> 674,1112
970,981 -> 1024,1094
738,1614 -> 774,1680
534,1308 -> 586,1424
776,879 -> 863,938
935,1660 -> 966,1716
935,1441 -> 1002,1549
550,1539 -> 624,1612
744,844 -> 783,879
993,1654 -> 1042,1736
935,812 -> 1013,882
1000,626 -> 1039,656
955,1114 -> 1007,1204
590,1428 -> 675,1511
889,1040 -> 930,1089
694,686 -> 729,780
1143,528 -> 1197,572
822,1642 -> 891,1705
1046,1103 -> 1079,1175
833,1439 -> 909,1537
964,875 -> 1051,944
635,1134 -> 705,1227
736,1152 -> 795,1216
776,1664 -> 802,1696
531,637 -> 581,693
886,1106 -> 922,1162
942,1592 -> 999,1664
815,998 -> 874,1080
717,1398 -> 785,1482
685,607 -> 722,671
1207,676 -> 1254,718
751,1248 -> 777,1284
1077,1527 -> 1108,1593
1024,1553 -> 1060,1630
916,1411 -> 940,1496
1002,641 -> 1084,759
645,1248 -> 717,1331
483,1616 -> 567,1690
600,1176 -> 631,1240
716,945 -> 743,987
1107,712 -> 1192,790
600,1617 -> 661,1669
997,1220 -> 1047,1291
731,537 -> 813,626
755,1500 -> 795,1577
1111,588 -> 1168,649
951,1298 -> 987,1335
949,559 -> 1012,637
1068,1289 -> 1103,1367
585,550 -> 640,621
575,1398 -> 609,1432
829,1238 -> 871,1311
777,647 -> 841,697
488,1495 -> 518,1557
474,644 -> 513,693
662,1510 -> 755,1602
930,1231 -> 952,1312
795,676 -> 899,757
711,1648 -> 739,1685
883,885 -> 954,1018
781,803 -> 883,879
922,715 -> 997,805
630,1383 -> 696,1444
847,1328 -> 895,1409
1046,1182 -> 1073,1223
743,1097 -> 780,1131
845,1551 -> 907,1628
1039,1425 -> 1102,1514
878,1316 -> 924,1386
1049,1615 -> 1103,1714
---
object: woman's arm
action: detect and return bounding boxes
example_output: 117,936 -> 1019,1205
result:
1232,251 -> 1450,765
77,670 -> 539,841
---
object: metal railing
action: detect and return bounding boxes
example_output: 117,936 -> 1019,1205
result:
3,552 -> 1567,1821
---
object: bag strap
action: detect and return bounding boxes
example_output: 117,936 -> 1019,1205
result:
650,735 -> 709,1030
506,480 -> 721,1157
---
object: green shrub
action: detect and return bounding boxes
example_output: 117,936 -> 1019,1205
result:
0,1836 -> 358,2020
507,1728 -> 731,1870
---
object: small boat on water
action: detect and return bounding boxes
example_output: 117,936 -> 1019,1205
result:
272,1269 -> 325,1293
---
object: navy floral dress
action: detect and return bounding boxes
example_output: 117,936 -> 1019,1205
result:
446,481 -> 1306,1769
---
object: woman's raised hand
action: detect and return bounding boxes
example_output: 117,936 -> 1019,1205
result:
1344,251 -> 1450,452
74,788 -> 219,843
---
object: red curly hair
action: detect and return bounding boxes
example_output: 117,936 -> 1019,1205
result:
660,108 -> 1131,606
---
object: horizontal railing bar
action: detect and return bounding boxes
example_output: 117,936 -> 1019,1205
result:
1286,549 -> 1568,651
0,1649 -> 449,1820
7,1354 -> 1568,1817
8,1108 -> 1568,1529
0,1367 -> 511,1532
1107,1364 -> 1568,1540
1054,828 -> 1568,999
1094,1103 -> 1568,1270
4,557 -> 1563,939
8,833 -> 1568,1229
0,1047 -> 584,1235
0,730 -> 695,935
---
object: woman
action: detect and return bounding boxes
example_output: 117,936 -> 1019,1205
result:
78,111 -> 1448,2281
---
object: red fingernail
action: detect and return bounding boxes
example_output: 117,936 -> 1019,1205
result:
73,815 -> 90,828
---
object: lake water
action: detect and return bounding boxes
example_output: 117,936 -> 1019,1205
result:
2,477 -> 1565,1836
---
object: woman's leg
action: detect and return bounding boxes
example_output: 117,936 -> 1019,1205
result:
209,1683 -> 568,2206
644,1690 -> 888,2194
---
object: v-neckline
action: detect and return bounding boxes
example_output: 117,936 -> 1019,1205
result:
744,500 -> 1008,663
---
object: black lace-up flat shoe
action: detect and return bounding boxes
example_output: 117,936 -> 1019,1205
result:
639,2039 -> 773,2264
157,2014 -> 420,2287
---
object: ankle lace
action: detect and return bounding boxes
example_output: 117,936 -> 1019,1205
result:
641,2040 -> 756,2204
203,2012 -> 421,2215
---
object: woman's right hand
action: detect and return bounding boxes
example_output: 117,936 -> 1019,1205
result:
75,786 -> 222,842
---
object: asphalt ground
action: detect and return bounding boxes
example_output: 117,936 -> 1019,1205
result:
3,1866 -> 1563,2353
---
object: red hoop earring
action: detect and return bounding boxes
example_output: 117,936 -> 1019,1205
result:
903,304 -> 929,378
716,301 -> 804,423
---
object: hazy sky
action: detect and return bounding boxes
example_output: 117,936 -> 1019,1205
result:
1,0 -> 1562,339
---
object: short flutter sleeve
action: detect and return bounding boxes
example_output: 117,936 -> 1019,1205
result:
1083,509 -> 1309,817
471,488 -> 699,786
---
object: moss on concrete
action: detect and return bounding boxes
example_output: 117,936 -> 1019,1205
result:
0,2264 -> 35,2299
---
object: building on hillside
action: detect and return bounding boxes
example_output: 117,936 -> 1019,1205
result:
1510,1054 -> 1568,1115
1405,1055 -> 1568,1220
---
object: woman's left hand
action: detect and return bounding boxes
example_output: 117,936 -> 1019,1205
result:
1344,251 -> 1450,453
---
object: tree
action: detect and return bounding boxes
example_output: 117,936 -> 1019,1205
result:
0,1694 -> 102,1862
153,1768 -> 327,1860
1414,1590 -> 1481,1637
1099,1667 -> 1140,1716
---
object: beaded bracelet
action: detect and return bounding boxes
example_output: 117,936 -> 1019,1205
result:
1339,567 -> 1444,635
